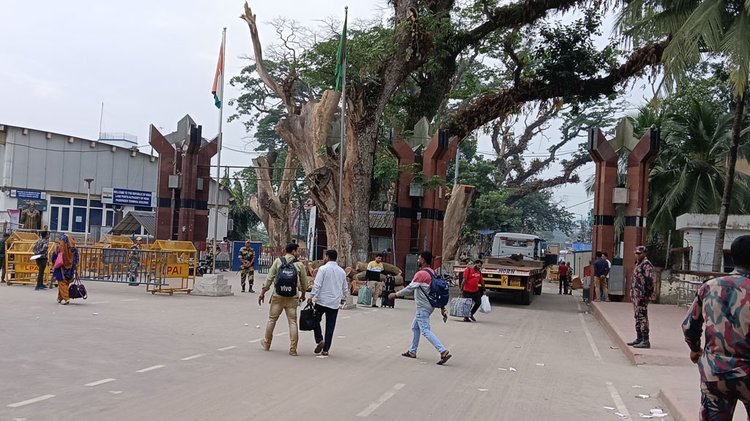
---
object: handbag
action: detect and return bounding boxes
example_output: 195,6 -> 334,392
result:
53,251 -> 64,269
299,302 -> 318,331
449,297 -> 473,318
357,284 -> 372,305
479,294 -> 491,313
68,277 -> 88,300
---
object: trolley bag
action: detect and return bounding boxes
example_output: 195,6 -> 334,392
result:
357,284 -> 372,305
68,278 -> 88,300
449,297 -> 473,318
380,275 -> 396,308
299,303 -> 318,331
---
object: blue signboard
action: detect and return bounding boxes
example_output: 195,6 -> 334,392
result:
14,189 -> 48,211
112,188 -> 154,207
15,190 -> 43,200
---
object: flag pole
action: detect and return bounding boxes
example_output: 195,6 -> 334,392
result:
212,27 -> 226,274
336,7 -> 348,260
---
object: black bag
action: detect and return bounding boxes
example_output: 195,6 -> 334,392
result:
381,275 -> 396,308
299,303 -> 318,331
275,257 -> 298,297
68,278 -> 87,300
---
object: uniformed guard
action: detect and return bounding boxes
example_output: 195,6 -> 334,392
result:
239,240 -> 256,293
627,245 -> 654,349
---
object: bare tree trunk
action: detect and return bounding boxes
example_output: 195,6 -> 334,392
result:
247,151 -> 296,248
442,184 -> 476,261
712,93 -> 745,272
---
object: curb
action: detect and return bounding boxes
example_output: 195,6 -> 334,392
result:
590,302 -> 638,365
658,389 -> 692,421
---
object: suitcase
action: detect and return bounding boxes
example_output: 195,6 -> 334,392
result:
381,275 -> 396,308
449,297 -> 473,318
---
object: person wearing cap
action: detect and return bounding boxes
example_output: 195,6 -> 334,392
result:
127,236 -> 143,286
239,240 -> 256,293
627,245 -> 654,349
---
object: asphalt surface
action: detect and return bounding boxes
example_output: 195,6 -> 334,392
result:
1,274 -> 673,420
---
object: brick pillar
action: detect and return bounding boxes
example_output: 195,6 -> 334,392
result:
149,125 -> 176,240
389,135 -> 416,272
588,129 -> 618,300
622,129 -> 659,302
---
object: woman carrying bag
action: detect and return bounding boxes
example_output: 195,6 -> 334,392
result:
51,234 -> 79,305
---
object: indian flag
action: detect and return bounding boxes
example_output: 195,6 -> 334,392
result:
211,40 -> 224,109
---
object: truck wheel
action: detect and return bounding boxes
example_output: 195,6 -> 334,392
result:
534,284 -> 543,295
518,290 -> 532,305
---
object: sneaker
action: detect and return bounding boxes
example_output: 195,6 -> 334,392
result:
289,350 -> 298,356
249,288 -> 256,293
469,316 -> 477,322
626,338 -> 642,346
463,317 -> 471,322
321,351 -> 329,357
314,341 -> 325,354
633,341 -> 651,349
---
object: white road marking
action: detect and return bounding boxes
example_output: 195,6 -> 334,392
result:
249,338 -> 262,343
121,299 -> 139,302
109,391 -> 123,395
7,394 -> 55,408
606,381 -> 632,419
578,313 -> 602,361
356,383 -> 405,417
217,345 -> 237,351
136,365 -> 165,373
89,301 -> 110,305
85,378 -> 116,387
342,316 -> 351,319
181,354 -> 205,361
274,331 -> 288,337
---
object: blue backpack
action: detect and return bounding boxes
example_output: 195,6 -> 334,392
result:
420,269 -> 450,308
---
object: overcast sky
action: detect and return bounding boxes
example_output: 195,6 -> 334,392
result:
1,0 -> 606,218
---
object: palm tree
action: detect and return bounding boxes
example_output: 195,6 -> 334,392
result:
619,0 -> 750,271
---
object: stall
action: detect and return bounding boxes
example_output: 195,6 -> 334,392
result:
5,232 -> 40,286
146,240 -> 197,295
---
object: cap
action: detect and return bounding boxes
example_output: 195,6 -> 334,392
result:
635,245 -> 646,253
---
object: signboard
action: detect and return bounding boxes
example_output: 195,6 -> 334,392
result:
165,264 -> 188,278
15,263 -> 38,273
102,187 -> 154,207
12,189 -> 48,211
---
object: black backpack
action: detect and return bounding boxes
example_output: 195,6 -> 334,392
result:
275,257 -> 298,297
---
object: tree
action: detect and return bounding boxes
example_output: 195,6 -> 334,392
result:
221,168 -> 261,241
619,0 -> 750,271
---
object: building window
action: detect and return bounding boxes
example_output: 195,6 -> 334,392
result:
50,196 -> 106,233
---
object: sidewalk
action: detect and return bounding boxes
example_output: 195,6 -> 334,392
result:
591,301 -> 748,421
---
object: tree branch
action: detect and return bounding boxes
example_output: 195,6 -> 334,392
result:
506,153 -> 591,204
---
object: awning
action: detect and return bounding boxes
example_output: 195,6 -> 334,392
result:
110,211 -> 156,237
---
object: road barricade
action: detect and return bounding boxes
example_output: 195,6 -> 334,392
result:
5,231 -> 40,286
146,240 -> 197,295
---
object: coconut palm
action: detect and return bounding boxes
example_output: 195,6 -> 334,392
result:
619,0 -> 750,270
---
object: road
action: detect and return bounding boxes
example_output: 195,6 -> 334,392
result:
1,274 -> 671,420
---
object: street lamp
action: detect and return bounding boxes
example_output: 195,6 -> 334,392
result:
84,177 -> 94,245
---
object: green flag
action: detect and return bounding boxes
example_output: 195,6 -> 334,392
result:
334,11 -> 347,92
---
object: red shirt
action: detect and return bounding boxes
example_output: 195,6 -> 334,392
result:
462,267 -> 483,292
558,264 -> 569,277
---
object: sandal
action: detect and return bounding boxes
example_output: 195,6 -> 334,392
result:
401,351 -> 416,359
437,350 -> 452,365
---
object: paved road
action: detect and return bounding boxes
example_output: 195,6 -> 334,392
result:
1,275 -> 672,420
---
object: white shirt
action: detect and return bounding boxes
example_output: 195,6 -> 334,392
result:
310,261 -> 349,310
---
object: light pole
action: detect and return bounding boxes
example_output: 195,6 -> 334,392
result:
84,177 -> 94,245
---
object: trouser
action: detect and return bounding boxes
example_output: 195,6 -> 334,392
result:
57,279 -> 70,302
410,307 -> 446,355
462,290 -> 482,315
0,256 -> 5,282
240,270 -> 254,290
313,304 -> 339,352
593,276 -> 608,301
700,376 -> 750,421
264,295 -> 299,352
559,275 -> 570,294
368,281 -> 384,307
633,298 -> 650,341
36,259 -> 48,288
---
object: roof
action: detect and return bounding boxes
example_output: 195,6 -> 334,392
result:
494,233 -> 540,240
572,242 -> 592,252
369,211 -> 394,229
110,211 -> 155,237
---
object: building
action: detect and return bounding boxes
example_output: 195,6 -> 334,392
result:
676,213 -> 750,272
0,123 -> 229,243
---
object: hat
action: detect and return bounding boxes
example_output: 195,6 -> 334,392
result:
635,245 -> 646,253
136,236 -> 143,241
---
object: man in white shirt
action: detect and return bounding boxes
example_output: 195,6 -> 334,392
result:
308,249 -> 349,356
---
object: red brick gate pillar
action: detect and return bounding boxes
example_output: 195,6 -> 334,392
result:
588,129 -> 618,301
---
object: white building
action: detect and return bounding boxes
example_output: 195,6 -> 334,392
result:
676,213 -> 750,272
0,123 -> 229,242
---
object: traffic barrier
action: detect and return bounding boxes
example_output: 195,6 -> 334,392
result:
4,231 -> 40,286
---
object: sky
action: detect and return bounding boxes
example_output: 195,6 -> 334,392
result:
0,0 -> 624,220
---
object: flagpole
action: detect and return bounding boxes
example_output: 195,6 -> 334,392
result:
212,27 -> 226,274
336,7 -> 347,259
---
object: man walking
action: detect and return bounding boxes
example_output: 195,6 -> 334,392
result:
627,246 -> 654,349
461,259 -> 485,322
389,251 -> 452,365
683,235 -> 750,420
33,231 -> 50,290
258,243 -> 308,356
0,232 -> 9,283
593,251 -> 610,302
239,240 -> 256,293
558,261 -> 570,295
308,249 -> 348,357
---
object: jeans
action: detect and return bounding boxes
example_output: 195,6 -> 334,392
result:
313,304 -> 339,352
410,307 -> 446,354
462,290 -> 482,315
36,258 -> 48,288
264,295 -> 299,352
559,275 -> 569,294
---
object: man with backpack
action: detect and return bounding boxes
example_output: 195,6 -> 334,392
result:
389,251 -> 452,365
258,243 -> 308,356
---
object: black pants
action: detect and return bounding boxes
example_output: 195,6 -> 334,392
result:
0,256 -> 5,282
36,258 -> 48,288
462,290 -> 482,315
559,275 -> 570,294
313,304 -> 339,352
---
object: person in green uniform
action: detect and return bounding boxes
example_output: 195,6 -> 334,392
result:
239,240 -> 256,293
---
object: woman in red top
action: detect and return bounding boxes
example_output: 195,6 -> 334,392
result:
461,259 -> 485,322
